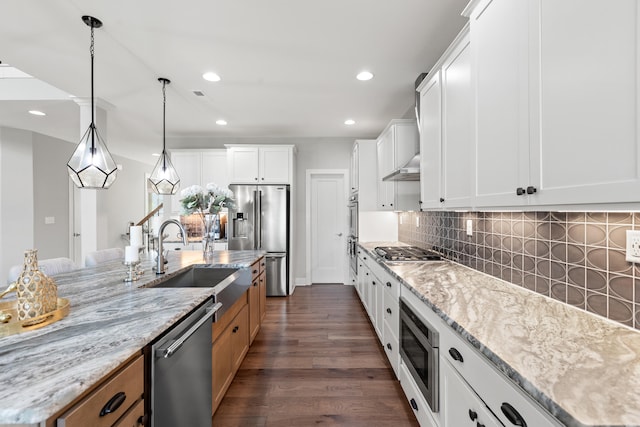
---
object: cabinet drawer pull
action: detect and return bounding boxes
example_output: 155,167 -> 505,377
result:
386,343 -> 392,351
137,414 -> 148,426
410,398 -> 418,411
372,281 -> 376,286
99,391 -> 126,417
386,308 -> 392,314
232,326 -> 239,333
386,282 -> 392,288
252,269 -> 258,274
468,409 -> 478,421
448,347 -> 464,363
439,197 -> 445,203
501,402 -> 527,426
516,187 -> 525,196
477,423 -> 485,427
526,186 -> 537,195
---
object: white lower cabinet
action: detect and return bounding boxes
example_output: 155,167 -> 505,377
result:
382,321 -> 399,377
399,359 -> 440,427
442,360 -> 501,427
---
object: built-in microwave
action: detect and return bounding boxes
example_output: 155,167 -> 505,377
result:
400,299 -> 440,413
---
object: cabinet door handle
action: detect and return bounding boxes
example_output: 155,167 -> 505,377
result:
501,402 -> 527,426
386,282 -> 392,288
468,409 -> 478,421
410,398 -> 418,411
254,177 -> 258,181
386,308 -> 392,314
448,347 -> 464,363
439,197 -> 445,203
99,391 -> 126,417
372,281 -> 376,286
386,343 -> 392,351
253,269 -> 258,274
232,326 -> 239,333
137,414 -> 148,426
516,187 -> 525,196
526,186 -> 537,195
253,281 -> 258,287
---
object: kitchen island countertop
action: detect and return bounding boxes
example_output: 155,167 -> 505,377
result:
359,241 -> 640,427
0,249 -> 264,425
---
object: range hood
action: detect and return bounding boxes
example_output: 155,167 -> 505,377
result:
382,153 -> 420,181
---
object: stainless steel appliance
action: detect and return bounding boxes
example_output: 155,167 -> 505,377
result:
228,184 -> 290,296
375,246 -> 442,261
400,299 -> 440,412
151,299 -> 222,427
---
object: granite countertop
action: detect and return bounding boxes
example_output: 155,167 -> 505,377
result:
359,241 -> 640,427
0,249 -> 264,425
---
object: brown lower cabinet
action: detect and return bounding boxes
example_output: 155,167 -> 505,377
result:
51,353 -> 145,427
249,257 -> 267,343
212,291 -> 250,414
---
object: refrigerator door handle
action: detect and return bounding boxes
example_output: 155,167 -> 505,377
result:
257,190 -> 263,249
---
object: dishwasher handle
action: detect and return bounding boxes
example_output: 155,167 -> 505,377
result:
155,302 -> 222,359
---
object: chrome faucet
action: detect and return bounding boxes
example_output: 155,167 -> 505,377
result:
156,219 -> 187,274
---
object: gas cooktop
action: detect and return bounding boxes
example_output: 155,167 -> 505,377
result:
374,246 -> 442,261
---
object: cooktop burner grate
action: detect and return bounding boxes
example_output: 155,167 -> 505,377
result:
374,246 -> 442,261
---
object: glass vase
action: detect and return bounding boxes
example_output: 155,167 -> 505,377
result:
16,249 -> 58,320
202,214 -> 218,257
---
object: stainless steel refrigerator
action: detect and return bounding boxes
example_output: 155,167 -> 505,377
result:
228,184 -> 290,296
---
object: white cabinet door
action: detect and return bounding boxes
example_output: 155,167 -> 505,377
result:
228,146 -> 259,184
259,146 -> 291,183
471,0 -> 530,207
419,72 -> 443,209
201,150 -> 229,190
441,33 -> 473,208
442,360 -> 503,427
531,0 -> 640,206
170,151 -> 201,213
356,140 -> 378,211
377,133 -> 395,211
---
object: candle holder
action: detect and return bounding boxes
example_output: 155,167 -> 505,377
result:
124,261 -> 141,282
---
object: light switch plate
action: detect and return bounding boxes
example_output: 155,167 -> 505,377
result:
44,216 -> 55,225
626,230 -> 640,263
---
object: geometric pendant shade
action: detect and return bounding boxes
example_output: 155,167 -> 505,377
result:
148,77 -> 180,195
67,15 -> 118,189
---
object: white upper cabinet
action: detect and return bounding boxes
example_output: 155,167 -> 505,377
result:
169,149 -> 228,214
531,0 -> 640,206
468,0 -> 531,207
226,145 -> 294,184
466,0 -> 640,208
376,119 -> 420,211
351,140 -> 378,211
350,142 -> 359,194
419,26 -> 473,210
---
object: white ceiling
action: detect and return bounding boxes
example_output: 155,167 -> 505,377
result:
0,0 -> 468,164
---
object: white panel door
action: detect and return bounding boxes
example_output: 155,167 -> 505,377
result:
310,173 -> 346,283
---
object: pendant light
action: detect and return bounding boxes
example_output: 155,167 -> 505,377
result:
148,78 -> 180,195
67,16 -> 118,189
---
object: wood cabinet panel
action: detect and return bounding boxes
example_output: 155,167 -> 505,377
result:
56,355 -> 144,427
212,326 -> 233,414
112,399 -> 145,427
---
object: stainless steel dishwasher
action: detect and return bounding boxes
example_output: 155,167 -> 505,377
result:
151,299 -> 221,427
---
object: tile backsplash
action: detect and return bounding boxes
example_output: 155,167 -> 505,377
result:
398,211 -> 640,329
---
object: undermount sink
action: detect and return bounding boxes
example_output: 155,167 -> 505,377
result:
149,266 -> 252,319
152,267 -> 240,289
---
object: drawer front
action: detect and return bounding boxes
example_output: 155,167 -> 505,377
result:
57,355 -> 144,427
382,322 -> 399,378
383,288 -> 399,341
381,274 -> 400,300
213,290 -> 248,342
398,360 -> 439,427
112,399 -> 145,427
250,260 -> 260,282
439,318 -> 561,427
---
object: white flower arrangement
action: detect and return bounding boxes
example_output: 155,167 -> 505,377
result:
179,183 -> 236,216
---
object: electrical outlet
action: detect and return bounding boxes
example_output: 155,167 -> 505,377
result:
416,216 -> 420,228
626,230 -> 640,263
466,219 -> 473,237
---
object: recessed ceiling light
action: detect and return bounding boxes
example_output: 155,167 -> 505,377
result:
202,72 -> 221,82
216,119 -> 227,126
28,110 -> 46,116
356,71 -> 374,81
344,119 -> 355,125
151,153 -> 161,157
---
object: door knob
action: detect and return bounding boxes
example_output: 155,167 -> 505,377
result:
73,233 -> 81,237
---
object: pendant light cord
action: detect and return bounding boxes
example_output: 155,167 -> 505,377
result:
162,79 -> 167,169
90,23 -> 95,152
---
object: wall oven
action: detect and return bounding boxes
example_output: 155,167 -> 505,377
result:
400,299 -> 440,412
348,195 -> 358,238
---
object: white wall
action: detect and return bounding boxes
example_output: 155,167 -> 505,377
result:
166,136 -> 355,283
0,127 -> 34,282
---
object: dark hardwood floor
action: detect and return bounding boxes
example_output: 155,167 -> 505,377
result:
212,284 -> 419,426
